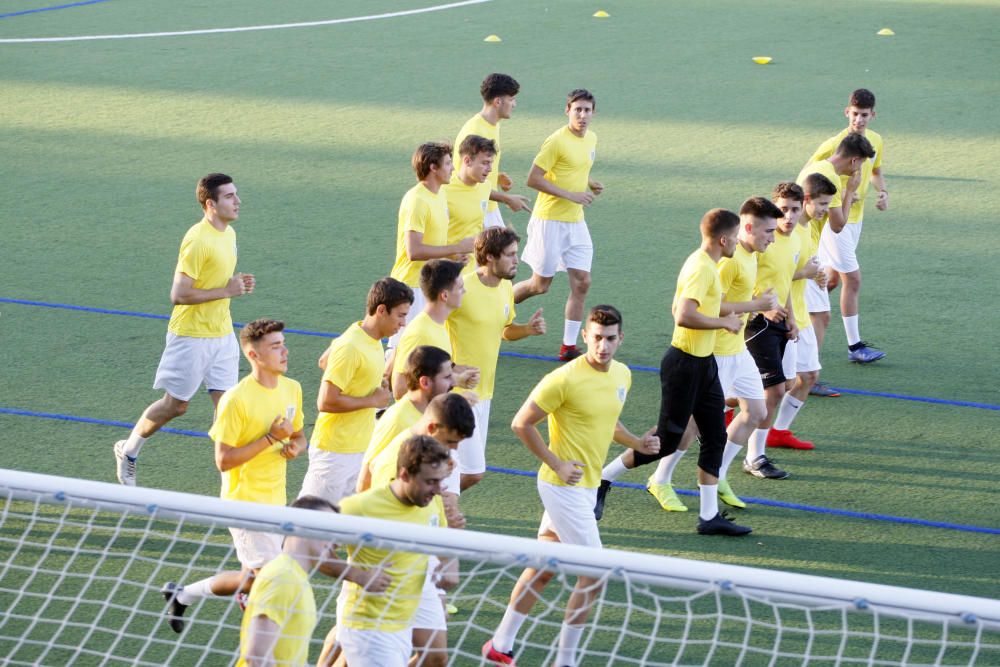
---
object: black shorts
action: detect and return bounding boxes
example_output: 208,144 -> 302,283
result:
744,314 -> 789,389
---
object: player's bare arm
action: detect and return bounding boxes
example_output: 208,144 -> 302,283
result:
720,288 -> 778,316
214,415 -> 294,472
613,422 -> 660,456
512,400 -> 584,485
405,231 -> 475,261
317,379 -> 391,414
588,178 -> 604,195
243,614 -> 282,667
490,189 -> 531,212
317,551 -> 392,593
673,298 -> 742,334
502,308 -> 547,341
170,271 -> 254,305
526,164 -> 594,207
278,430 -> 306,460
872,167 -> 889,211
793,256 -> 822,280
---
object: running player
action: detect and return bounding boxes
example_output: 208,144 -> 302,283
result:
514,89 -> 603,362
453,73 -> 531,228
482,305 -> 659,667
595,211 -> 752,536
337,436 -> 452,667
301,277 -> 413,505
444,135 -> 496,246
162,318 -> 305,632
114,173 -> 254,486
806,89 -> 888,364
447,227 -> 547,491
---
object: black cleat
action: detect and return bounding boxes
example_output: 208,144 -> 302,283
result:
697,511 -> 752,536
161,582 -> 188,633
743,455 -> 790,480
594,479 -> 612,520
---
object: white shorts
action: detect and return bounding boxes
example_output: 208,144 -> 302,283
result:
715,350 -> 765,400
794,325 -> 822,373
339,626 -> 412,667
443,450 -> 462,496
805,278 -> 831,313
819,220 -> 863,273
299,449 -> 364,506
411,557 -> 447,631
387,288 -> 427,351
781,338 -> 797,380
457,399 -> 490,475
537,479 -> 601,548
521,217 -> 593,277
483,208 -> 505,229
153,332 -> 239,401
228,528 -> 282,569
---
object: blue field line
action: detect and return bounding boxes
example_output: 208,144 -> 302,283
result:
3,296 -> 999,412
3,405 -> 999,536
0,0 -> 111,20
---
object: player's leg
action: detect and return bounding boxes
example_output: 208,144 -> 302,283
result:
768,337 -> 814,450
339,626 -> 411,667
410,560 -> 449,667
300,450 -> 364,506
713,351 -> 767,508
557,574 -> 605,667
513,216 -> 557,304
743,318 -> 790,479
646,418 -> 696,511
458,399 -> 490,491
558,222 -> 594,360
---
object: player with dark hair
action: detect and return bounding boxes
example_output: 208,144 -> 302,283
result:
114,173 -> 255,487
444,135 -> 497,247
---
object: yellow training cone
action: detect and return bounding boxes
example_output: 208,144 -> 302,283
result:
484,34 -> 502,42
752,56 -> 773,65
877,28 -> 895,36
593,10 -> 610,18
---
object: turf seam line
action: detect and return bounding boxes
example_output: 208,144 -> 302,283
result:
0,0 -> 110,21
2,405 -> 998,536
0,0 -> 493,43
3,296 -> 997,411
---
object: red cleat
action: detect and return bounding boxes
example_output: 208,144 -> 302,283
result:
766,428 -> 814,450
482,639 -> 517,665
724,409 -> 735,428
558,344 -> 582,362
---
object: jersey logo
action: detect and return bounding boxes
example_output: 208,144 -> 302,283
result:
481,199 -> 488,212
504,304 -> 510,318
234,243 -> 238,257
429,515 -> 440,527
590,150 -> 596,162
793,252 -> 800,265
617,386 -> 627,403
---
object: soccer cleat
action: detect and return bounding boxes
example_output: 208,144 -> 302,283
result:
161,582 -> 188,634
743,455 -> 790,480
446,602 -> 458,615
809,381 -> 841,397
766,428 -> 815,450
848,342 -> 886,364
697,511 -> 752,536
724,409 -> 735,428
114,440 -> 136,486
482,639 -> 517,665
594,479 -> 612,520
558,344 -> 582,362
717,478 -> 746,509
645,476 -> 688,512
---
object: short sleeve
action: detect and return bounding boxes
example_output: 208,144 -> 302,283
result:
292,382 -> 304,432
677,263 -> 711,306
323,343 -> 361,392
505,286 -> 516,327
717,258 -> 740,295
530,370 -> 566,415
402,196 -> 428,235
249,578 -> 296,628
533,133 -> 560,173
175,235 -> 205,280
873,136 -> 884,170
806,136 -> 836,167
209,391 -> 245,445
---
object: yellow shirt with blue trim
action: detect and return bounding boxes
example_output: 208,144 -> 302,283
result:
671,249 -> 722,358
532,125 -> 597,223
168,219 -> 238,338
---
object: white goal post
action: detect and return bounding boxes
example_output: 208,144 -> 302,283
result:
2,468 -> 998,666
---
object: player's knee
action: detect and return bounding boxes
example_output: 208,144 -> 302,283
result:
418,650 -> 448,667
532,278 -> 551,295
801,370 -> 819,386
746,403 -> 768,426
167,398 -> 189,418
460,473 -> 483,491
571,272 -> 592,295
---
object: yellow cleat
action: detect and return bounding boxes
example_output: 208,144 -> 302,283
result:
717,478 -> 747,509
446,603 -> 458,615
646,476 -> 688,512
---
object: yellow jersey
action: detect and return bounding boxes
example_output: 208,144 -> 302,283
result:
368,428 -> 411,489
443,177 -> 491,245
532,125 -> 597,223
671,249 -> 722,358
755,229 -> 800,307
714,243 -> 757,356
168,219 -> 238,338
807,128 -> 883,224
453,113 -> 501,213
530,356 -> 631,489
361,397 -> 422,467
236,553 -> 316,667
446,271 -> 515,399
394,312 -> 453,384
211,375 -> 305,506
790,223 -> 815,329
310,322 -> 385,454
339,486 -> 446,632
796,159 -> 844,248
390,183 -> 450,287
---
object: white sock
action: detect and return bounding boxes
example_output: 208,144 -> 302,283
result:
563,319 -> 582,347
493,608 -> 528,654
122,429 -> 147,458
718,441 -> 743,480
601,456 -> 628,482
651,449 -> 686,485
843,315 -> 861,346
556,623 -> 585,667
698,484 -> 719,520
746,428 -> 769,463
773,394 -> 804,431
175,577 -> 216,605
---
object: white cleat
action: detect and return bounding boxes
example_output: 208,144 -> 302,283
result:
114,440 -> 136,486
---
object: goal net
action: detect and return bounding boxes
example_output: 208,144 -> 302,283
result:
2,468 -> 998,666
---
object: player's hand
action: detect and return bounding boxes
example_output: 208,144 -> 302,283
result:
442,494 -> 465,529
360,565 -> 392,593
458,390 -> 479,407
504,193 -> 531,212
279,439 -> 304,460
787,322 -> 800,342
639,427 -> 660,455
241,273 -> 256,295
814,269 -> 828,288
570,191 -> 595,206
589,180 -> 604,196
554,459 -> 585,485
528,308 -> 546,335
755,287 -> 779,312
846,168 -> 862,193
876,189 -> 889,211
227,274 -> 248,297
803,255 -> 821,279
498,172 -> 513,192
370,380 -> 392,409
458,237 -> 476,254
763,306 -> 787,323
269,415 -> 294,441
720,312 -> 742,334
455,366 -> 480,390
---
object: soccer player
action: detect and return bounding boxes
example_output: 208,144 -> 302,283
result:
357,345 -> 455,493
452,73 -> 531,228
391,259 -> 479,400
162,318 -> 305,632
388,142 -> 477,353
444,135 -> 496,246
806,89 -> 888,364
114,173 -> 254,487
301,277 -> 413,505
447,227 -> 547,491
236,495 -> 337,667
645,200 -> 780,511
514,89 -> 603,362
337,436 -> 452,667
594,210 -> 752,536
482,305 -> 659,667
